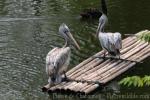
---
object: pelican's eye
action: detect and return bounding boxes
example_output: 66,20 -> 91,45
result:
63,29 -> 69,34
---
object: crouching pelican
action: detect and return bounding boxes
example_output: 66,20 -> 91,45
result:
46,23 -> 80,87
96,0 -> 122,58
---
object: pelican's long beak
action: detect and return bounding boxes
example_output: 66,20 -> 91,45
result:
67,32 -> 80,50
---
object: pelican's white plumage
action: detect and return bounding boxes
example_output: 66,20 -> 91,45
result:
98,32 -> 122,56
46,47 -> 70,83
96,0 -> 122,57
46,23 -> 80,87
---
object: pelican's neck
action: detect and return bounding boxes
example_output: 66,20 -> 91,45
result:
100,22 -> 105,33
97,23 -> 104,37
99,25 -> 104,33
63,39 -> 68,48
99,13 -> 108,33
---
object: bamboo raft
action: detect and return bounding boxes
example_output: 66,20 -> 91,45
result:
42,30 -> 150,94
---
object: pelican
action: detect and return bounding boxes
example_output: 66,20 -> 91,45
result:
46,23 -> 80,87
96,0 -> 122,58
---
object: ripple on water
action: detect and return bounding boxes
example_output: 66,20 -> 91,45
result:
0,19 -> 48,99
0,0 -> 150,99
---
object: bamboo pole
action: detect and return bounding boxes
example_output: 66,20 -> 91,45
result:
52,50 -> 148,93
74,40 -> 143,80
67,36 -> 136,76
136,30 -> 149,35
68,57 -> 103,78
69,82 -> 85,92
63,82 -> 77,90
120,40 -> 141,54
84,60 -> 121,80
85,42 -> 148,81
124,30 -> 149,37
79,42 -> 149,93
100,46 -> 150,83
101,52 -> 150,84
79,84 -> 93,92
83,47 -> 150,94
66,51 -> 103,75
55,82 -> 70,90
76,60 -> 113,80
49,82 -> 66,91
73,83 -> 89,92
70,38 -> 138,79
79,40 -> 144,80
71,59 -> 106,79
79,46 -> 147,93
65,82 -> 79,91
121,41 -> 146,58
42,84 -> 50,92
68,60 -> 116,92
84,84 -> 99,94
82,44 -> 150,92
98,45 -> 150,82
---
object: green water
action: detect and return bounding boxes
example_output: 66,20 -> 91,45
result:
0,0 -> 150,100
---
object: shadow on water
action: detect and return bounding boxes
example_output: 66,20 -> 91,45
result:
0,0 -> 150,99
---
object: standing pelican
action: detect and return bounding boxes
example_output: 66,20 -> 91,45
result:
96,0 -> 122,58
46,23 -> 80,87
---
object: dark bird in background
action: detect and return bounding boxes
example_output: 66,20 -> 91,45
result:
79,0 -> 108,19
80,8 -> 102,19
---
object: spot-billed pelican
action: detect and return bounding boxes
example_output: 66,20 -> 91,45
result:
46,23 -> 80,87
96,0 -> 122,58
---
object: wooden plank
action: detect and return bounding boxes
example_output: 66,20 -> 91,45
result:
69,37 -> 138,79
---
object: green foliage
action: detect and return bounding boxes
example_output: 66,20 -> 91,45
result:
143,76 -> 150,86
119,76 -> 150,87
137,31 -> 150,43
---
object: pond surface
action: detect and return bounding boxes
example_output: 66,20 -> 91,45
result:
0,0 -> 150,100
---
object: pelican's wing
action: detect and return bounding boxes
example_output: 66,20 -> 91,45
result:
55,47 -> 71,73
99,33 -> 108,50
113,32 -> 122,49
99,33 -> 114,53
46,47 -> 58,76
107,33 -> 116,52
46,47 -> 70,76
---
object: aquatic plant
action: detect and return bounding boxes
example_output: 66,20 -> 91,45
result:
137,31 -> 150,43
119,76 -> 150,87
